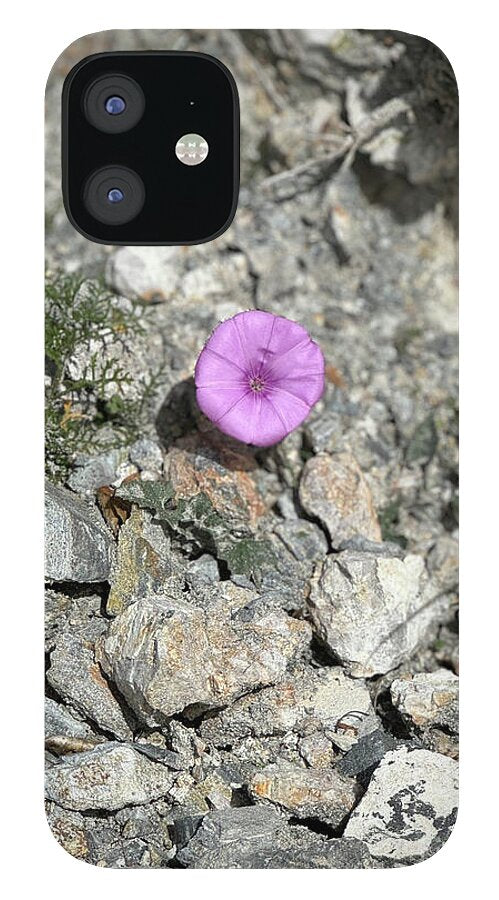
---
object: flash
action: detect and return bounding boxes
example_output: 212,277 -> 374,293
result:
175,133 -> 209,166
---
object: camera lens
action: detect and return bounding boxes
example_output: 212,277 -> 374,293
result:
83,75 -> 144,133
83,166 -> 145,225
105,96 -> 126,116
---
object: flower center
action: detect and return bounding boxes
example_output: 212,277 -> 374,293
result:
250,376 -> 265,393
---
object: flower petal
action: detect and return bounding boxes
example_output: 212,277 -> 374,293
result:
196,386 -> 250,424
269,345 -> 325,408
229,310 -> 277,376
211,391 -> 288,446
197,314 -> 251,376
194,344 -> 247,387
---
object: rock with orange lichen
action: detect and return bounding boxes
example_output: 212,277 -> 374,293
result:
165,432 -> 268,533
97,590 -> 311,726
390,670 -> 459,731
249,762 -> 360,827
299,451 -> 381,546
115,478 -> 279,586
45,743 -> 175,811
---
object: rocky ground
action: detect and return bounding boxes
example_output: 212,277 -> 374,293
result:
45,30 -> 458,868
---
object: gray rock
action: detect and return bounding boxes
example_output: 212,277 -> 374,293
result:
249,762 -> 360,827
97,595 -> 311,725
344,748 -> 458,864
45,482 -> 115,583
200,664 -> 377,753
274,519 -> 328,563
45,589 -> 72,652
176,806 -> 288,868
45,698 -> 95,740
254,532 -> 320,612
427,535 -> 459,594
275,491 -> 298,520
304,410 -> 345,454
177,805 -> 372,869
250,839 -> 374,869
45,590 -> 104,652
186,553 -> 220,583
390,670 -> 459,731
336,728 -> 398,778
47,632 -> 133,740
171,815 -> 205,850
66,448 -> 125,496
45,743 -> 175,811
308,548 -> 445,676
129,438 -> 164,474
299,451 -> 381,546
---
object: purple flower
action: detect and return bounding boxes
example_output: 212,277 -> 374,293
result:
194,310 -> 325,447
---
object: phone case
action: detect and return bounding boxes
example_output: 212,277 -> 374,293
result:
45,29 -> 459,869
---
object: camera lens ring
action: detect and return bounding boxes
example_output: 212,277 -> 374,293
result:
83,166 -> 145,225
83,74 -> 145,133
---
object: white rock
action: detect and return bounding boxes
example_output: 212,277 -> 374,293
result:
308,549 -> 445,677
106,246 -> 183,300
344,748 -> 458,863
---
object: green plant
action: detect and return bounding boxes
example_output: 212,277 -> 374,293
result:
378,497 -> 408,549
45,271 -> 165,481
116,478 -> 277,582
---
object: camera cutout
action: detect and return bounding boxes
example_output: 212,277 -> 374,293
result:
62,52 -> 240,244
83,166 -> 145,225
83,74 -> 145,133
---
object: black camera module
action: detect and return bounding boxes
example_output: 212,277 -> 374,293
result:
83,166 -> 145,225
83,74 -> 144,133
63,52 -> 240,243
